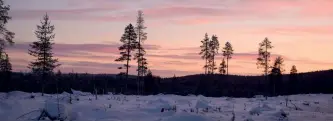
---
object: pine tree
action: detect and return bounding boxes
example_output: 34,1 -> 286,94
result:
257,37 -> 273,98
135,10 -> 148,95
290,65 -> 297,74
115,24 -> 137,82
0,52 -> 11,91
0,53 -> 11,73
28,14 -> 60,96
219,58 -> 227,75
269,56 -> 284,96
289,65 -> 298,94
0,0 -> 15,68
270,56 -> 285,75
270,56 -> 285,77
199,33 -> 210,75
257,37 -> 273,78
222,41 -> 233,75
208,35 -> 219,74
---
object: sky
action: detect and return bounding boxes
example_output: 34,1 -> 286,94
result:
3,0 -> 333,77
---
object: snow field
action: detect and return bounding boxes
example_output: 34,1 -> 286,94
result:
0,91 -> 333,121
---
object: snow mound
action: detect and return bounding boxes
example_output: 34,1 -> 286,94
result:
249,103 -> 275,115
71,89 -> 91,96
44,100 -> 68,119
195,100 -> 211,109
144,98 -> 172,113
163,113 -> 210,121
272,109 -> 288,120
6,91 -> 29,99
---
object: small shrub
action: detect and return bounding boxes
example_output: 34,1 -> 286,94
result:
302,101 -> 310,106
30,95 -> 35,99
172,105 -> 177,112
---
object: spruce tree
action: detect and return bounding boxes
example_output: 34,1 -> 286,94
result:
269,56 -> 284,95
208,35 -> 219,74
0,53 -> 11,72
199,33 -> 210,75
290,65 -> 297,74
135,10 -> 148,95
28,14 -> 60,96
0,0 -> 15,69
271,56 -> 285,74
0,52 -> 11,91
219,58 -> 227,75
222,41 -> 233,75
115,24 -> 137,82
289,65 -> 298,94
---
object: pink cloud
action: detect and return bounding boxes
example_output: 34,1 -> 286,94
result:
9,0 -> 332,24
269,26 -> 333,34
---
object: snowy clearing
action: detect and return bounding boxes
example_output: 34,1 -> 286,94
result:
1,91 -> 333,121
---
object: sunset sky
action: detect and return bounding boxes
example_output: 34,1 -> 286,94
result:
4,0 -> 333,77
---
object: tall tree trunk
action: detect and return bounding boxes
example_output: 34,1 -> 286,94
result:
205,42 -> 208,75
212,53 -> 215,74
126,42 -> 130,92
137,39 -> 141,95
42,40 -> 46,96
265,41 -> 268,98
227,58 -> 229,75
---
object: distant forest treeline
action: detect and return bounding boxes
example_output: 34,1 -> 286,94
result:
0,69 -> 332,97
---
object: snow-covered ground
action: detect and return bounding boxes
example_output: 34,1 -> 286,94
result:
1,91 -> 333,121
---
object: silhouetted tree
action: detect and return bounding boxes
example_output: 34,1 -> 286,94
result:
257,37 -> 273,78
0,0 -> 14,50
0,0 -> 14,82
219,58 -> 227,75
208,35 -> 219,74
222,42 -> 233,75
115,24 -> 137,83
28,14 -> 60,96
0,52 -> 11,91
0,52 -> 11,72
269,56 -> 284,96
271,56 -> 285,74
144,70 -> 159,94
257,37 -> 273,97
199,33 -> 210,75
289,65 -> 298,94
290,65 -> 297,74
134,10 -> 148,95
